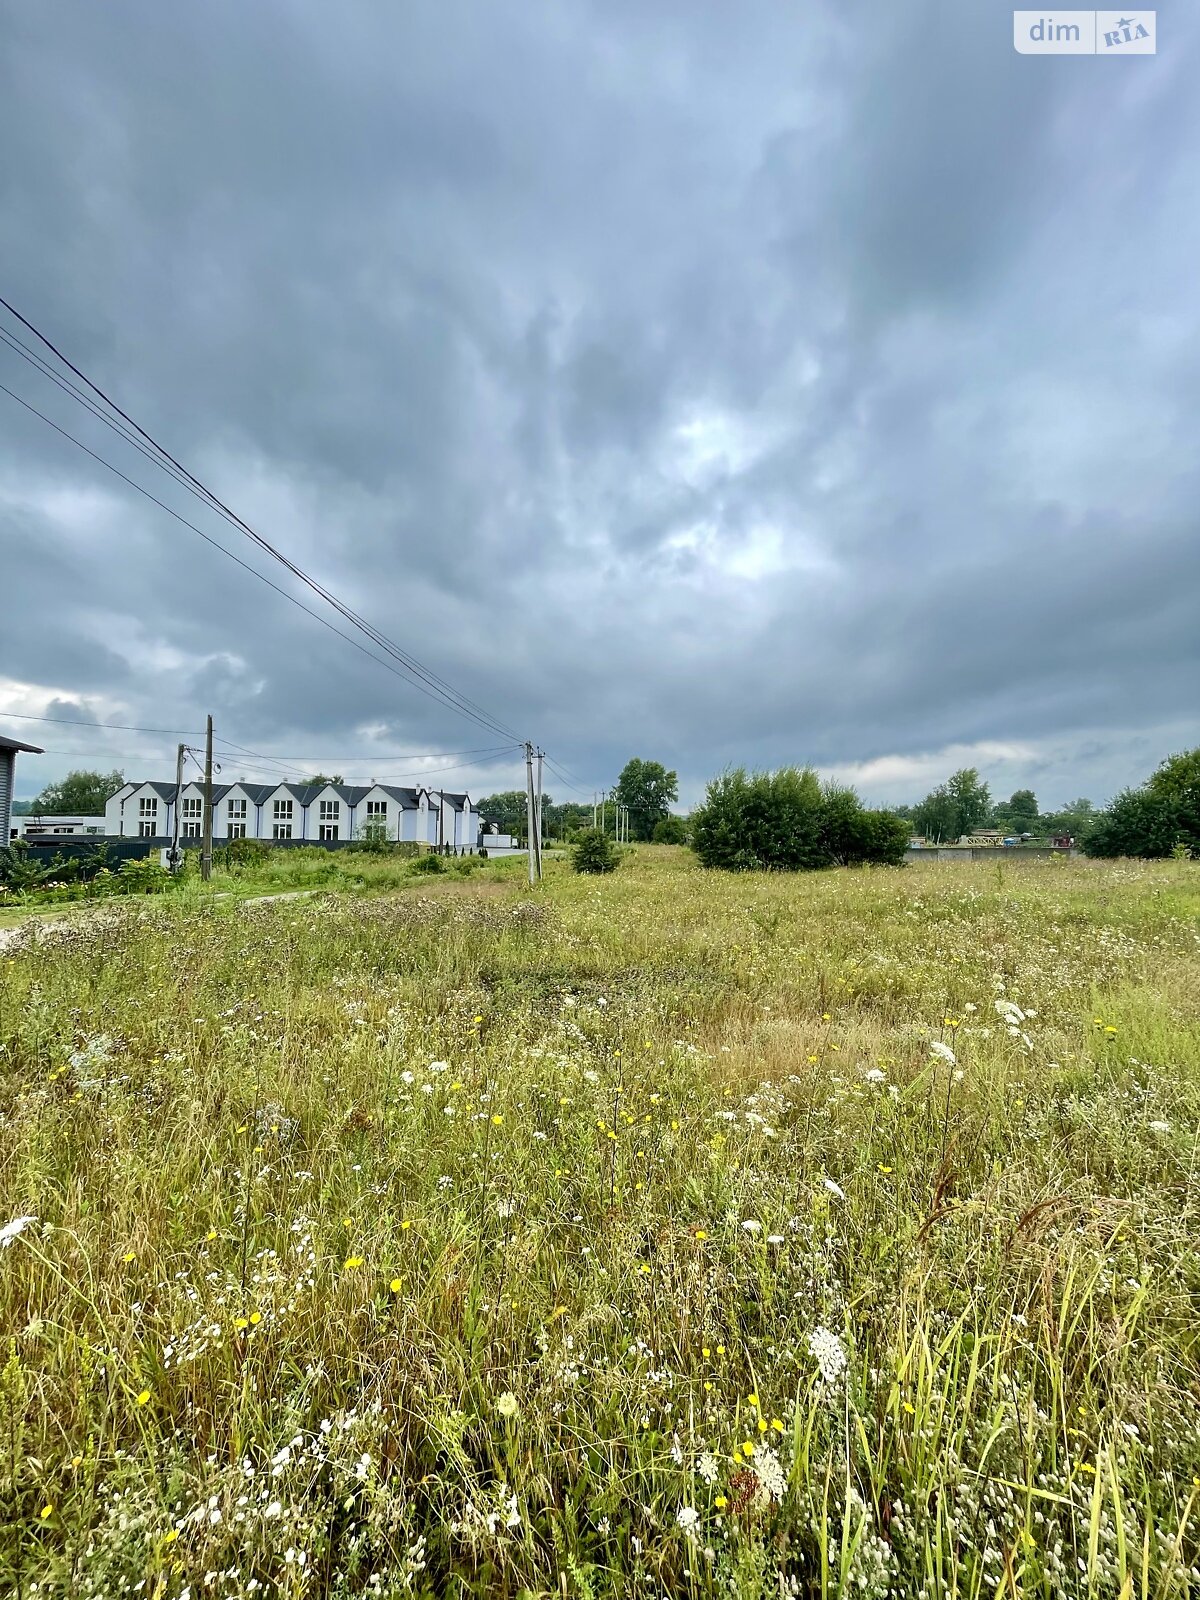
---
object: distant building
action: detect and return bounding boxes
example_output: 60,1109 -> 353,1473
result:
960,829 -> 1005,847
104,780 -> 480,851
12,814 -> 106,840
1,733 -> 44,844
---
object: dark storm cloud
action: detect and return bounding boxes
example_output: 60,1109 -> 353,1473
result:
1,0 -> 1197,807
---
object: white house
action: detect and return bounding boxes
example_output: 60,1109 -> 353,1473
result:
104,778 -> 479,849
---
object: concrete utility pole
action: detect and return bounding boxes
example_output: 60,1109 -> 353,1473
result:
201,715 -> 214,882
535,747 -> 544,880
528,745 -> 544,889
168,742 -> 185,874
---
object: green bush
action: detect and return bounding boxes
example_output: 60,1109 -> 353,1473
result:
572,828 -> 619,874
1085,749 -> 1200,859
690,767 -> 908,872
220,837 -> 274,872
651,815 -> 689,845
411,853 -> 446,875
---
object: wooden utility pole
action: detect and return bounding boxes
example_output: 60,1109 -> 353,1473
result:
201,715 -> 214,881
168,742 -> 185,874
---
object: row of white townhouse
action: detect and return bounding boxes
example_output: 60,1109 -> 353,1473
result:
104,781 -> 481,850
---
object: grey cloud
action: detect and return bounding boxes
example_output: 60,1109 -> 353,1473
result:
1,0 -> 1198,807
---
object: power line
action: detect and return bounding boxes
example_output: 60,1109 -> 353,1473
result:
0,297 -> 524,743
542,755 -> 595,796
0,710 -> 207,736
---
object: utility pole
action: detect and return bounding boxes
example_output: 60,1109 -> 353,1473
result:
201,715 -> 214,881
535,748 -> 544,880
528,745 -> 544,896
592,792 -> 597,830
600,789 -> 606,836
168,742 -> 185,875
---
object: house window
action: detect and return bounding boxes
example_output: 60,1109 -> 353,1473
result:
319,823 -> 338,841
182,797 -> 202,820
366,800 -> 386,818
319,800 -> 338,821
273,799 -> 293,820
139,820 -> 156,838
139,797 -> 158,819
273,823 -> 292,840
226,799 -> 247,838
228,822 -> 247,840
228,798 -> 247,819
183,822 -> 201,839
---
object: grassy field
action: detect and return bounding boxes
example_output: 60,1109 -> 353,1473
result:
1,849 -> 1198,1598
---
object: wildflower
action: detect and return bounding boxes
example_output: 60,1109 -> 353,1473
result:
995,999 -> 1025,1025
807,1326 -> 847,1387
747,1392 -> 759,1408
823,1177 -> 846,1202
741,1441 -> 754,1458
740,1220 -> 761,1235
864,1067 -> 887,1085
715,1495 -> 728,1509
495,1391 -> 519,1419
770,1417 -> 785,1433
0,1215 -> 36,1248
676,1505 -> 700,1535
343,1256 -> 365,1270
390,1278 -> 403,1292
491,1114 -> 504,1125
877,1164 -> 893,1174
929,1041 -> 957,1066
752,1443 -> 787,1503
135,1390 -> 151,1406
40,1504 -> 53,1519
697,1451 -> 719,1484
1149,1120 -> 1171,1134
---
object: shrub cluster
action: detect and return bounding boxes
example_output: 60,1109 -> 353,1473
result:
572,827 -> 620,874
1084,748 -> 1200,859
689,767 -> 909,872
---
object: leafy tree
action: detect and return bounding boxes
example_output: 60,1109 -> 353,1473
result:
478,791 -> 528,840
614,759 -> 679,842
911,786 -> 958,843
820,784 -> 910,866
1085,749 -> 1200,859
913,768 -> 991,841
544,800 -> 591,840
30,768 -> 125,816
1038,798 -> 1096,840
572,828 -> 619,874
651,815 -> 689,845
997,789 -> 1038,827
302,773 -> 343,787
690,767 -> 906,872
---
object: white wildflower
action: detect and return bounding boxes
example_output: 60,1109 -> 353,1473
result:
697,1451 -> 719,1485
751,1444 -> 787,1504
994,999 -> 1025,1025
808,1325 -> 848,1388
1149,1120 -> 1171,1134
676,1505 -> 700,1535
929,1041 -> 957,1066
740,1219 -> 761,1235
0,1215 -> 37,1248
823,1177 -> 846,1202
495,1391 -> 519,1419
864,1067 -> 887,1085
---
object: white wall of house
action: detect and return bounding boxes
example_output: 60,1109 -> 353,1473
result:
312,784 -> 347,842
262,785 -> 301,841
108,782 -> 172,839
101,778 -> 481,846
221,784 -> 259,839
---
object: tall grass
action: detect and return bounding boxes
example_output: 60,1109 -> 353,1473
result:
0,850 -> 1197,1596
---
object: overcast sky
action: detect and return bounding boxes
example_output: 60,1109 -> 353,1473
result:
1,1 -> 1197,809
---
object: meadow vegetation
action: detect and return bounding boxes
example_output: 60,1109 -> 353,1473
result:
1,849 -> 1198,1597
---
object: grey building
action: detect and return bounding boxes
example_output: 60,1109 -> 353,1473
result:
1,732 -> 44,844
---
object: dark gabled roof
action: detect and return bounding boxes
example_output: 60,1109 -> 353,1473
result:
437,791 -> 469,810
221,782 -> 275,803
379,785 -> 421,808
0,733 -> 44,754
